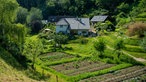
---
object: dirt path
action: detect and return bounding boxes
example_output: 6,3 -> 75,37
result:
107,46 -> 146,63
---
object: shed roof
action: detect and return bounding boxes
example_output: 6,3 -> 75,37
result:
91,16 -> 108,22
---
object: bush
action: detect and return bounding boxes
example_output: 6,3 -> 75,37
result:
140,32 -> 146,52
94,38 -> 106,56
127,22 -> 146,37
80,38 -> 88,44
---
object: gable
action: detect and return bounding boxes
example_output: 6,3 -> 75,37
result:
56,19 -> 69,25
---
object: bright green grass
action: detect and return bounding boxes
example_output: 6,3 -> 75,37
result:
64,38 -> 96,57
124,45 -> 144,52
126,51 -> 146,59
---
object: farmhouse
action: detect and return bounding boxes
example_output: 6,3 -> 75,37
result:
91,15 -> 108,25
56,18 -> 90,36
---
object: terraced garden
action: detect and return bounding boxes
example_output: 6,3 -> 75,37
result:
50,60 -> 115,76
39,52 -> 146,82
80,66 -> 146,82
39,52 -> 81,66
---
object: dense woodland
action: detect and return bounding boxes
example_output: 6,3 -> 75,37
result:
0,0 -> 146,81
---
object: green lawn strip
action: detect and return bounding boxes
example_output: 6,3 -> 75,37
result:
125,51 -> 146,59
64,43 -> 94,57
64,51 -> 92,58
134,18 -> 146,21
45,58 -> 82,66
124,45 -> 144,52
69,63 -> 132,82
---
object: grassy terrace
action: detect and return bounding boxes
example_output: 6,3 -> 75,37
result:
37,31 -> 146,81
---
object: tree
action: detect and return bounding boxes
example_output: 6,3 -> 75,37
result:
0,0 -> 25,52
94,38 -> 106,57
27,7 -> 43,33
23,37 -> 43,70
27,7 -> 43,24
48,33 -> 68,51
114,39 -> 125,58
16,7 -> 28,24
140,32 -> 146,52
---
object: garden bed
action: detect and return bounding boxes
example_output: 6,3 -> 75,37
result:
50,60 -> 115,76
40,52 -> 76,62
79,66 -> 146,82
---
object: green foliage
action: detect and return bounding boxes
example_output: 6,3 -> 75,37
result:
130,0 -> 146,17
124,45 -> 144,52
0,0 -> 18,23
23,37 -> 43,69
137,12 -> 146,18
16,7 -> 28,24
80,38 -> 88,44
0,47 -> 21,69
140,32 -> 146,52
124,38 -> 140,46
94,38 -> 106,56
117,2 -> 130,13
26,7 -> 43,33
48,34 -> 68,50
27,7 -> 42,24
114,39 -> 124,51
120,55 -> 142,65
0,0 -> 26,62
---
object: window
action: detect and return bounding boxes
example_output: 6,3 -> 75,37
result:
60,25 -> 63,28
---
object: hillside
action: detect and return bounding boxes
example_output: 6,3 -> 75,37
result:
0,47 -> 38,82
0,0 -> 146,81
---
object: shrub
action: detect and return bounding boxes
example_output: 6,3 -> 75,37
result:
140,32 -> 146,52
127,22 -> 146,37
80,38 -> 88,44
114,39 -> 125,58
94,38 -> 106,57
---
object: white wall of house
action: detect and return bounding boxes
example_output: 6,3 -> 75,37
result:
56,25 -> 68,33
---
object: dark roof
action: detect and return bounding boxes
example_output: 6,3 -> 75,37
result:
56,19 -> 69,25
91,16 -> 108,22
56,18 -> 90,30
48,16 -> 75,22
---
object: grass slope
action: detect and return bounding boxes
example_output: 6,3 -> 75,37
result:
0,47 -> 38,82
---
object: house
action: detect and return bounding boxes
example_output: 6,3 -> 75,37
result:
91,16 -> 108,25
56,18 -> 90,36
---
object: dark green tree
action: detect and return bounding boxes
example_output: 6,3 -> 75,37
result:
94,38 -> 106,57
140,32 -> 146,52
114,39 -> 125,58
0,0 -> 25,52
16,7 -> 28,24
48,33 -> 68,51
27,7 -> 43,33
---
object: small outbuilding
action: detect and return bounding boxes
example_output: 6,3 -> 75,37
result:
91,16 -> 108,25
